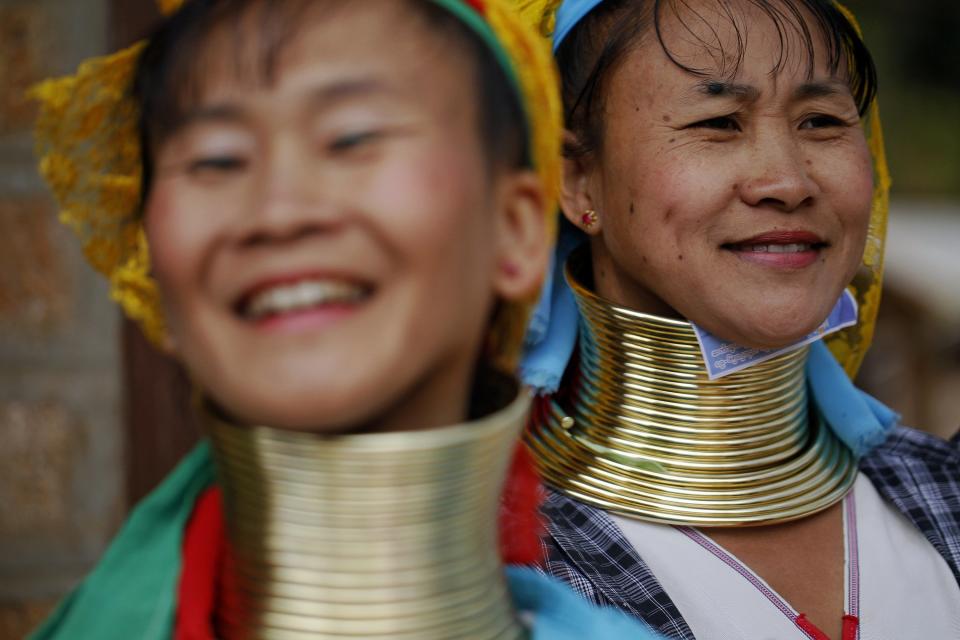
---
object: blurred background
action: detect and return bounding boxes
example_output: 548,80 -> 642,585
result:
0,0 -> 958,637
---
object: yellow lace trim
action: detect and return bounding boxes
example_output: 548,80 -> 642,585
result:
825,3 -> 891,378
30,42 -> 166,344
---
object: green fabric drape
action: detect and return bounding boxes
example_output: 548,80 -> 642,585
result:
30,443 -> 215,640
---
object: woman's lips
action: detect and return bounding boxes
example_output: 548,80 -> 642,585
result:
234,275 -> 372,334
723,231 -> 827,270
252,304 -> 362,334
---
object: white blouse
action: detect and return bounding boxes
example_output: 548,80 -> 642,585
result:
611,473 -> 960,639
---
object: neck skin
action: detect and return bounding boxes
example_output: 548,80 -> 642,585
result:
589,236 -> 680,319
205,378 -> 528,639
215,348 -> 480,437
358,354 -> 477,434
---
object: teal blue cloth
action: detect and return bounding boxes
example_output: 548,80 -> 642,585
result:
807,340 -> 898,456
520,224 -> 582,393
507,567 -> 663,638
30,442 -> 664,639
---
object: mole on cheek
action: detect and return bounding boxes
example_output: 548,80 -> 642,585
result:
662,114 -> 671,122
677,254 -> 684,261
629,201 -> 635,215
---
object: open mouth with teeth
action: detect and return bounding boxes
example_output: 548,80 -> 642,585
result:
237,279 -> 372,325
727,242 -> 825,254
721,231 -> 829,269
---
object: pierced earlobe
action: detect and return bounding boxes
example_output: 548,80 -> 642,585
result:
581,209 -> 599,230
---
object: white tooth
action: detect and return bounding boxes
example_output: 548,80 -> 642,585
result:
277,288 -> 297,309
748,243 -> 813,254
295,283 -> 313,306
245,280 -> 366,319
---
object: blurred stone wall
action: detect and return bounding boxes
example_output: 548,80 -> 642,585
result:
0,1 -> 122,637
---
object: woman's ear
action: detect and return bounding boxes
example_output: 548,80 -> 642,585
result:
559,130 -> 602,236
492,170 -> 549,302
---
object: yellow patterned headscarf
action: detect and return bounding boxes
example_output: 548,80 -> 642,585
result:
831,4 -> 890,379
31,0 -> 562,369
510,0 -> 889,379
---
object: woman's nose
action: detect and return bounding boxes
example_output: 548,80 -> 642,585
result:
237,139 -> 342,246
738,136 -> 819,213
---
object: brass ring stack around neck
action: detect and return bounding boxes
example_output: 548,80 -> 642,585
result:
204,383 -> 530,640
526,253 -> 857,527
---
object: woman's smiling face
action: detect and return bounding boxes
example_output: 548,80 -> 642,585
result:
562,0 -> 873,349
143,0 -> 547,433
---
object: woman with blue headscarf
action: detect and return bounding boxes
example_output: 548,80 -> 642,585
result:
517,1 -> 960,638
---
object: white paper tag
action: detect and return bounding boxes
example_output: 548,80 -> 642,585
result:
692,290 -> 858,380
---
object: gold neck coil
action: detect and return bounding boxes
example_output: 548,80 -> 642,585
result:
205,383 -> 530,640
526,254 -> 857,527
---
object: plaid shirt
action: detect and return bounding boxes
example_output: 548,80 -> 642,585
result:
540,426 -> 960,640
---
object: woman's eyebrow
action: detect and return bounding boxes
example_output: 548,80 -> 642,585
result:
307,77 -> 401,110
682,79 -> 852,105
681,80 -> 761,104
792,80 -> 850,102
178,104 -> 247,128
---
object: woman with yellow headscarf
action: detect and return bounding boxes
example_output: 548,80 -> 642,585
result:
27,0 -> 664,638
517,1 -> 960,638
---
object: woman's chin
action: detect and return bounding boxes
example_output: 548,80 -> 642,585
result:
711,318 -> 823,351
208,386 -> 382,433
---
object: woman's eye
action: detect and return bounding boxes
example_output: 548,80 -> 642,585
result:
188,156 -> 248,174
800,114 -> 846,129
691,116 -> 740,131
329,131 -> 382,153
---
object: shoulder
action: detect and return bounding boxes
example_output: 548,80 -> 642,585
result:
862,425 -> 960,472
860,425 -> 960,554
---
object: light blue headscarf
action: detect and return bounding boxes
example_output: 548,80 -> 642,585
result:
552,0 -> 606,50
521,0 -> 897,458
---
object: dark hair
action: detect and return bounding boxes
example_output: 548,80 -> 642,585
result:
557,0 -> 878,157
132,0 -> 528,201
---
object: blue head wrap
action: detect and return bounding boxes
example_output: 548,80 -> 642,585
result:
521,0 -> 897,457
552,0 -> 606,50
